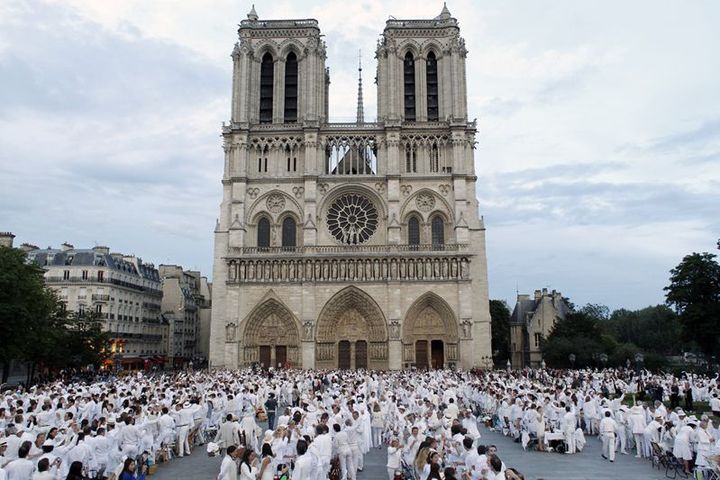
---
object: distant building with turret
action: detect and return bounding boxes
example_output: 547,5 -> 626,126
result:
509,288 -> 568,368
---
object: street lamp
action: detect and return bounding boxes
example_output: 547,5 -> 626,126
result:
599,353 -> 608,369
506,359 -> 511,371
635,352 -> 644,369
568,353 -> 576,369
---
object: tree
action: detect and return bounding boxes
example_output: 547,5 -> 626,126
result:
0,246 -> 61,382
489,300 -> 510,366
606,305 -> 683,355
541,304 -> 607,368
665,252 -> 720,357
0,246 -> 111,383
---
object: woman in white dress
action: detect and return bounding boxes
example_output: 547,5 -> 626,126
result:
258,442 -> 276,480
695,418 -> 715,468
673,421 -> 695,475
239,449 -> 259,480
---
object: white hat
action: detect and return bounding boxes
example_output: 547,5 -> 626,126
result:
183,402 -> 191,408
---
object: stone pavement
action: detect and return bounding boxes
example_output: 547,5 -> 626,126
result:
478,427 -> 669,480
154,426 -> 669,480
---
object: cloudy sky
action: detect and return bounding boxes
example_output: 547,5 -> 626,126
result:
1,0 -> 718,310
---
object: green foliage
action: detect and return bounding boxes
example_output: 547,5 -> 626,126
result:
665,252 -> 720,357
541,307 -> 606,368
0,246 -> 111,382
489,299 -> 510,365
605,305 -> 683,355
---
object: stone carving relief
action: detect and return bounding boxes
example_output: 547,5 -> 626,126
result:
389,320 -> 401,340
247,188 -> 260,199
302,321 -> 314,341
374,182 -> 386,194
317,183 -> 329,195
225,323 -> 237,342
266,194 -> 286,213
227,256 -> 471,284
400,185 -> 413,197
292,186 -> 304,199
461,319 -> 473,339
415,193 -> 436,212
439,184 -> 451,196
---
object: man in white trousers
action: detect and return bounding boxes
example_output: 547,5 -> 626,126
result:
599,410 -> 617,462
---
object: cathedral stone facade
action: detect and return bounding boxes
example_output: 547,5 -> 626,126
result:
209,5 -> 492,370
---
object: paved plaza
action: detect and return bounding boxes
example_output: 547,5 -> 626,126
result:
154,426 -> 668,480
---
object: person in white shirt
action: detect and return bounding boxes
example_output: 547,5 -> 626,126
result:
293,439 -> 315,480
599,410 -> 617,462
333,422 -> 354,480
561,406 -> 576,454
386,438 -> 402,480
313,424 -> 332,480
216,444 -> 241,480
238,449 -> 259,480
5,444 -> 35,480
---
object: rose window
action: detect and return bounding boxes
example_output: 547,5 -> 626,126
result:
327,194 -> 378,244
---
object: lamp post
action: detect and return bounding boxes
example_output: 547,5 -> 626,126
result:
569,353 -> 576,369
506,359 -> 511,372
599,353 -> 608,369
635,352 -> 644,373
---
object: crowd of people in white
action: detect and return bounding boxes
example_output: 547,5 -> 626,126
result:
1,366 -> 719,480
477,368 -> 720,477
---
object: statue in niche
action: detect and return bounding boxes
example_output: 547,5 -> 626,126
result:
389,321 -> 400,340
462,321 -> 472,338
303,321 -> 314,340
225,323 -> 237,342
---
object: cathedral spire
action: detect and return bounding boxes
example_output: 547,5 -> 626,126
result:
436,2 -> 452,20
247,4 -> 258,22
356,50 -> 365,124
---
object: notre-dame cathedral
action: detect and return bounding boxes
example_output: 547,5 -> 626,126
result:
209,4 -> 491,370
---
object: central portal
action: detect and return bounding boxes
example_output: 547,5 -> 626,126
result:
315,286 -> 389,369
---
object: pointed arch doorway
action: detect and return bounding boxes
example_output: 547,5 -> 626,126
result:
315,286 -> 388,369
241,297 -> 301,368
403,293 -> 459,369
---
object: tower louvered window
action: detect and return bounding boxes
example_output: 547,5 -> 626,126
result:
284,52 -> 298,123
259,53 -> 274,123
426,51 -> 439,121
403,52 -> 416,121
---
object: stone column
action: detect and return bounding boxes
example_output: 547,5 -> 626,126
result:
416,57 -> 427,122
350,342 -> 356,370
273,58 -> 286,124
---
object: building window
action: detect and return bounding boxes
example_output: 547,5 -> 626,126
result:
82,270 -> 88,280
405,145 -> 416,173
257,217 -> 271,249
284,52 -> 298,123
63,270 -> 70,280
534,333 -> 542,348
281,217 -> 297,248
403,52 -> 416,121
96,304 -> 103,314
259,52 -> 274,124
408,216 -> 420,246
431,216 -> 445,246
430,143 -> 439,172
97,270 -> 104,282
426,51 -> 439,121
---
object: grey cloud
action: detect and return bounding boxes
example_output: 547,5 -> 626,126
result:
0,1 -> 226,116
